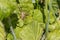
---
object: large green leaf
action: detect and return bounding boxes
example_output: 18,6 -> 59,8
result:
14,21 -> 43,40
7,21 -> 44,40
46,30 -> 60,40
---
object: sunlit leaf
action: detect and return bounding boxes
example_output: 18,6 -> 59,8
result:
46,30 -> 60,40
14,21 -> 43,40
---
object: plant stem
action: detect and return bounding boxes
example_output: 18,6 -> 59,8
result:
44,0 -> 49,39
8,17 -> 17,40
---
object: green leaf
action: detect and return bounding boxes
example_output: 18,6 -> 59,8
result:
48,24 -> 56,31
33,9 -> 43,22
19,0 -> 34,12
17,19 -> 24,27
7,33 -> 13,40
48,20 -> 60,31
14,21 -> 43,40
24,16 -> 33,24
0,21 -> 6,40
0,0 -> 17,20
46,30 -> 60,40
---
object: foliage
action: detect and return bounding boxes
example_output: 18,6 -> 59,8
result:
46,30 -> 60,40
0,0 -> 60,40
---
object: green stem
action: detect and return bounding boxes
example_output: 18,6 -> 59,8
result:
45,0 -> 50,38
8,17 -> 17,40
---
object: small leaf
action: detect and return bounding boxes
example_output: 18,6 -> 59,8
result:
33,9 -> 43,22
7,33 -> 13,40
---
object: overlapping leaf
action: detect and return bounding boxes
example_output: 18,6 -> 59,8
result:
14,21 -> 43,40
0,21 -> 6,40
0,0 -> 17,20
6,21 -> 44,40
46,30 -> 60,40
